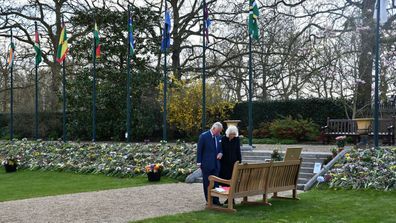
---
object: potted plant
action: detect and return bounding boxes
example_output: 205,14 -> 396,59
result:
2,157 -> 18,173
271,149 -> 283,161
335,135 -> 346,152
145,163 -> 164,181
1,146 -> 20,173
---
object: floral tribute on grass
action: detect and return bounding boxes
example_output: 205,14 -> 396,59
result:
329,147 -> 396,190
0,139 -> 196,181
145,163 -> 164,181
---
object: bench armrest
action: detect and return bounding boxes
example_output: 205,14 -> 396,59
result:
208,175 -> 231,185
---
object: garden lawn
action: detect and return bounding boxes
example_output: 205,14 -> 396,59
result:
134,189 -> 396,223
0,168 -> 177,202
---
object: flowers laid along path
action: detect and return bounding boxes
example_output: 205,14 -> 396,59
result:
0,183 -> 205,223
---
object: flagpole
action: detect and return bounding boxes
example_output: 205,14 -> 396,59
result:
35,21 -> 39,140
248,32 -> 253,146
9,28 -> 14,142
127,5 -> 132,143
374,0 -> 381,148
163,46 -> 168,141
62,15 -> 67,143
162,3 -> 168,142
202,0 -> 207,132
92,18 -> 97,142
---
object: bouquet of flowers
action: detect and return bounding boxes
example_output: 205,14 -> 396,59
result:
145,163 -> 164,181
145,163 -> 164,173
1,156 -> 18,172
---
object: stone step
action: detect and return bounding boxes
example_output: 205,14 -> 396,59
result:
298,177 -> 309,185
299,172 -> 314,179
300,167 -> 314,173
297,184 -> 305,190
243,155 -> 271,161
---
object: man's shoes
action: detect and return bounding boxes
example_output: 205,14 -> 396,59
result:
213,201 -> 222,206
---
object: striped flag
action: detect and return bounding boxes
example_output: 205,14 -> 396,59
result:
204,2 -> 212,43
128,16 -> 135,56
7,41 -> 15,67
161,2 -> 171,52
34,22 -> 42,65
248,0 -> 259,40
56,21 -> 68,63
93,22 -> 101,59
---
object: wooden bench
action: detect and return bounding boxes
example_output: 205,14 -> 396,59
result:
321,117 -> 395,145
206,159 -> 302,212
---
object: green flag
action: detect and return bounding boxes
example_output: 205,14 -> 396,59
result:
93,22 -> 101,58
249,0 -> 259,40
34,22 -> 42,65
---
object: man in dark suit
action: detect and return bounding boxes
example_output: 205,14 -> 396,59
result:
197,122 -> 223,205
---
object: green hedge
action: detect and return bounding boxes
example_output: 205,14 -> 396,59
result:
232,98 -> 348,129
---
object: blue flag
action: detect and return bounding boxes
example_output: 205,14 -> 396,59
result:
161,3 -> 171,52
128,17 -> 135,55
204,2 -> 212,43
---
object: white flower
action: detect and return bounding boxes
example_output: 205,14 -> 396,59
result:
98,164 -> 105,170
317,176 -> 325,183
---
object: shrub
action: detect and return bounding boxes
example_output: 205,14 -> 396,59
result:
268,116 -> 319,141
158,77 -> 234,137
252,122 -> 271,138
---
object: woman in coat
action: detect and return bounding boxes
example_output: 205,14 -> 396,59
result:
219,125 -> 241,205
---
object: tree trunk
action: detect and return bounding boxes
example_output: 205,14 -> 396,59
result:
356,1 -> 376,114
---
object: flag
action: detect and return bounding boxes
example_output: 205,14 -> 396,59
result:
128,16 -> 135,56
93,22 -> 101,59
56,22 -> 68,63
161,2 -> 171,52
7,41 -> 15,67
374,0 -> 388,25
248,0 -> 259,40
204,2 -> 212,43
34,23 -> 42,65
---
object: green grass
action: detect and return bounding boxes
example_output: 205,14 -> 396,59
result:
0,168 -> 177,202
134,188 -> 396,223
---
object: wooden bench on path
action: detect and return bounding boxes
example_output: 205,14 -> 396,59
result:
321,117 -> 395,145
206,159 -> 302,212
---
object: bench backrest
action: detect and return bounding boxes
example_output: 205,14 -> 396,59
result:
230,162 -> 272,197
229,159 -> 302,197
327,118 -> 395,133
284,148 -> 302,161
327,119 -> 357,133
267,159 -> 301,193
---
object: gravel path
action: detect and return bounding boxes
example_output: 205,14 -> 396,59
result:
0,182 -> 302,223
0,183 -> 205,223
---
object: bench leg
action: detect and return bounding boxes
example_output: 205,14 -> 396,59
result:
240,194 -> 271,206
271,189 -> 300,200
207,188 -> 213,208
206,195 -> 236,212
